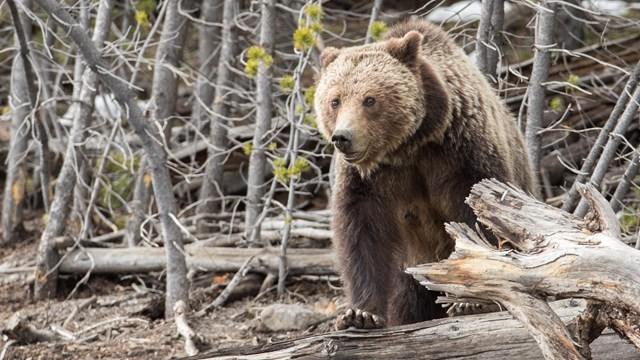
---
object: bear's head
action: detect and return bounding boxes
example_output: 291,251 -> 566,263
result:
314,31 -> 450,176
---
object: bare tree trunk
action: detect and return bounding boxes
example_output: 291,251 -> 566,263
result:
364,0 -> 383,44
244,0 -> 275,243
609,148 -> 640,214
69,0 -> 91,234
1,0 -> 32,244
34,0 -> 114,300
573,84 -> 640,217
525,0 -> 556,183
125,0 -> 195,247
125,158 -> 152,247
562,61 -> 640,212
196,0 -> 237,232
476,0 -> 504,83
555,0 -> 584,50
32,0 -> 189,319
192,0 -> 223,132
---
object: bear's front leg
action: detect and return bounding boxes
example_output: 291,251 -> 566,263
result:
332,172 -> 401,330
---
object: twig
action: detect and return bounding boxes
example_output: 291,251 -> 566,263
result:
73,316 -> 149,337
0,340 -> 17,360
63,295 -> 97,329
195,255 -> 254,316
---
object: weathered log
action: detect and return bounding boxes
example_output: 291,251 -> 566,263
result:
185,300 -> 637,359
408,179 -> 640,359
58,247 -> 334,276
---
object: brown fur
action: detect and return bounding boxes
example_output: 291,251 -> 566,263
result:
315,20 -> 539,327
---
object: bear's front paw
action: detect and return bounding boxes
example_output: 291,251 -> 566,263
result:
335,308 -> 386,330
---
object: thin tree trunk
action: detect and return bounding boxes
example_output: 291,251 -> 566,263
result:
2,0 -> 32,245
192,0 -> 223,133
364,0 -> 383,44
574,84 -> 640,217
69,0 -> 91,234
34,0 -> 114,300
476,0 -> 504,83
196,0 -> 237,233
125,158 -> 152,247
562,61 -> 640,212
125,0 -> 195,247
609,149 -> 640,214
244,0 -> 275,243
32,0 -> 189,319
525,0 -> 556,183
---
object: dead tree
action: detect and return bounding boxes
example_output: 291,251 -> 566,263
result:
192,0 -> 223,132
2,0 -> 33,244
196,0 -> 238,232
408,179 -> 640,359
573,83 -> 640,217
33,0 -> 115,300
244,0 -> 276,243
364,0 -> 384,44
525,0 -> 556,182
476,0 -> 504,83
125,0 -> 195,247
32,0 -> 189,319
561,61 -> 640,213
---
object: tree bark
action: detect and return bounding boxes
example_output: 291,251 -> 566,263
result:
525,0 -> 556,183
245,0 -> 276,243
196,0 -> 238,232
34,0 -> 115,300
32,0 -> 189,319
476,0 -> 504,83
2,0 -> 34,244
58,247 -> 334,276
188,302 -> 636,359
364,0 -> 383,44
192,0 -> 223,132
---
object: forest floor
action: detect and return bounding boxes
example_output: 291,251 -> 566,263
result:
0,229 -> 341,360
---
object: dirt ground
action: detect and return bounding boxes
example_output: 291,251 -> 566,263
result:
0,234 -> 342,360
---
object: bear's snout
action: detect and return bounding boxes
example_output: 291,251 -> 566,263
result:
331,129 -> 353,153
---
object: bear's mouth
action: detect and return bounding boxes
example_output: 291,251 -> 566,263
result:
342,144 -> 370,164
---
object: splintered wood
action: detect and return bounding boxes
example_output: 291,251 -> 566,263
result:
407,179 -> 640,360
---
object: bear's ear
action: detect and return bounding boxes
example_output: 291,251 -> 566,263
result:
320,47 -> 340,70
386,30 -> 423,66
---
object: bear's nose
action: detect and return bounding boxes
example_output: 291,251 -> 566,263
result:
331,130 -> 352,153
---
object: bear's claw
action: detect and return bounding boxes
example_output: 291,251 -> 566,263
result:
335,308 -> 386,330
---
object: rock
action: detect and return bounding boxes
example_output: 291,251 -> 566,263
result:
258,304 -> 326,332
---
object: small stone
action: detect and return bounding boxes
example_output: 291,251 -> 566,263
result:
259,304 -> 325,332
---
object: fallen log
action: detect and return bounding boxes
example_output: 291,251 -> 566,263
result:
185,300 -> 637,359
58,247 -> 334,276
408,179 -> 640,359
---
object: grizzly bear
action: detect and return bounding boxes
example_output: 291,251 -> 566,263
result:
314,20 -> 539,329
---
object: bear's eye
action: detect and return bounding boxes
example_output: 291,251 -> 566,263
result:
331,99 -> 340,109
363,97 -> 376,107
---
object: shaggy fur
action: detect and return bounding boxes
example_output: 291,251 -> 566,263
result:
314,20 -> 539,328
